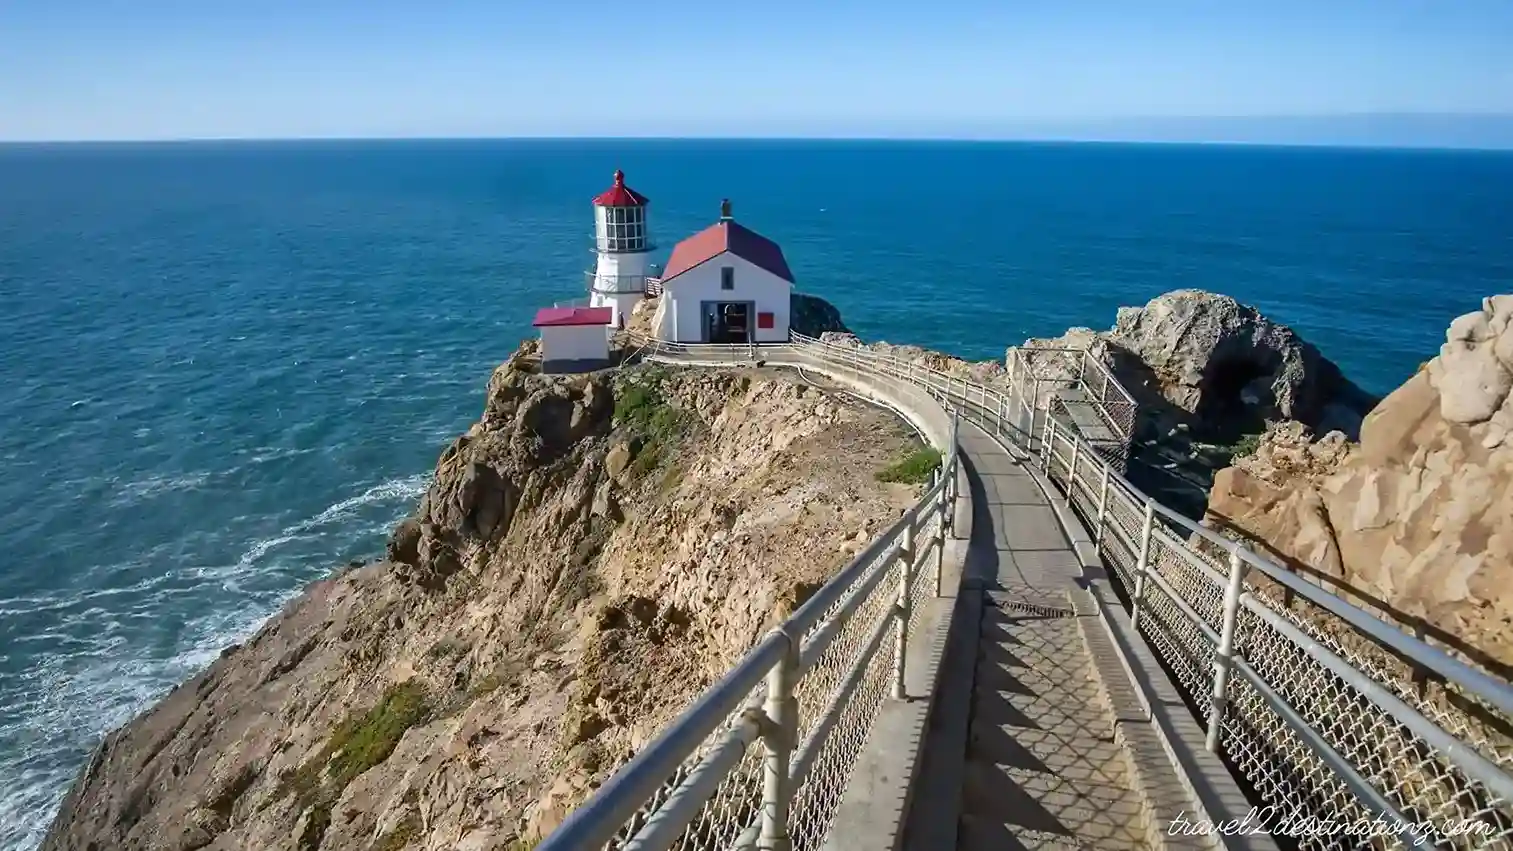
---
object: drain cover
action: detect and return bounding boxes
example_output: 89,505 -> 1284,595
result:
994,599 -> 1075,619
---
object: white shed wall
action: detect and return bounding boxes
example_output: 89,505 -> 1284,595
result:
540,324 -> 610,362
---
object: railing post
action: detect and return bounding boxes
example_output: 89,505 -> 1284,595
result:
759,634 -> 799,851
944,413 -> 959,540
934,470 -> 947,597
1207,546 -> 1249,753
1130,502 -> 1155,631
1069,436 -> 1082,490
893,512 -> 915,699
1041,416 -> 1054,471
1094,464 -> 1110,551
935,447 -> 955,596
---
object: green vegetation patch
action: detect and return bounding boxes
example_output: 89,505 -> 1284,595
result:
1229,433 -> 1263,459
279,679 -> 432,850
876,446 -> 943,484
614,371 -> 692,479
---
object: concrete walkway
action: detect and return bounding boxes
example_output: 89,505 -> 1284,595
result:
906,420 -> 1151,851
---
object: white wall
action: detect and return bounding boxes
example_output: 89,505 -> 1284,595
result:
593,251 -> 650,280
589,290 -> 640,329
540,324 -> 610,363
590,252 -> 652,328
661,252 -> 791,343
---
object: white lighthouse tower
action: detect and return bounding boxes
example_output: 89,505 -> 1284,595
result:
588,169 -> 654,328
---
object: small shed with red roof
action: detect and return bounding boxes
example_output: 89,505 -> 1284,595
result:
533,306 -> 613,373
650,200 -> 793,344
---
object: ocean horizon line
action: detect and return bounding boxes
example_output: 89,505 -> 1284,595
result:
3,133 -> 1513,154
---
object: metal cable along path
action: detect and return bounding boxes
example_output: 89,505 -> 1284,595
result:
536,333 -> 1513,851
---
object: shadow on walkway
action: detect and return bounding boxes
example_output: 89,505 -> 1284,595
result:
936,422 -> 1151,850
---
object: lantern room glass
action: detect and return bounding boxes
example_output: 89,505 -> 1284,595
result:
596,205 -> 647,253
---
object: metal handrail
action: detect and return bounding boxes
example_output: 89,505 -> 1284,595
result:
791,331 -> 1513,848
588,272 -> 654,295
798,330 -> 1513,704
538,338 -> 961,851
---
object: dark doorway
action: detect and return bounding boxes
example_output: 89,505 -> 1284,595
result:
702,301 -> 752,343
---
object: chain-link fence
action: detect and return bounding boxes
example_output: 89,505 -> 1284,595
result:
830,335 -> 1513,849
858,332 -> 1513,850
1037,409 -> 1513,850
1008,344 -> 1136,471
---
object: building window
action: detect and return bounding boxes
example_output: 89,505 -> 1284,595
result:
721,267 -> 734,290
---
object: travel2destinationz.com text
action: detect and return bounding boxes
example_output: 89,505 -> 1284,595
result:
1166,808 -> 1497,846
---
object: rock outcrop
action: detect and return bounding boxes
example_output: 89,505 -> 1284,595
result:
1020,290 -> 1379,516
1206,295 -> 1513,670
42,350 -> 927,851
1101,289 -> 1377,439
790,293 -> 851,337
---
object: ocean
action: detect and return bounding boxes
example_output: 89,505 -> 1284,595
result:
1,138 -> 1510,848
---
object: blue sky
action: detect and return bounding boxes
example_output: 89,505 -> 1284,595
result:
2,0 -> 1512,144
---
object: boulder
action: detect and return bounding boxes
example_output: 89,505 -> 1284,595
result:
605,442 -> 634,480
1034,289 -> 1379,441
790,293 -> 851,337
1017,290 -> 1379,517
1206,294 -> 1513,669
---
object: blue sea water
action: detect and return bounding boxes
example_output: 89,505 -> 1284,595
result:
1,138 -> 1511,847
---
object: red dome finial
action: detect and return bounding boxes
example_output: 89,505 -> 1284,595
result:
592,169 -> 648,207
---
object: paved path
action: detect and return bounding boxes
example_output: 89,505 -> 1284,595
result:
910,420 -> 1150,851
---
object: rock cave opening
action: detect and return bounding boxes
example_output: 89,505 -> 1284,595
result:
1196,356 -> 1273,442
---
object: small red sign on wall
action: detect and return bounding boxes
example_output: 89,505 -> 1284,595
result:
757,312 -> 775,329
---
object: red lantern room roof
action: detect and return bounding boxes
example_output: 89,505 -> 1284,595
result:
592,169 -> 649,207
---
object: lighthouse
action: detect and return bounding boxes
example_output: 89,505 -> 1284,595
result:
588,169 -> 654,328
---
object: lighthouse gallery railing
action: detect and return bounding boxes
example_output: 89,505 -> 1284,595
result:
541,333 -> 1513,851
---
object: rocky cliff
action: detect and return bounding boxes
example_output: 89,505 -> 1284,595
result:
1206,295 -> 1513,671
42,345 -> 928,851
1020,290 -> 1379,516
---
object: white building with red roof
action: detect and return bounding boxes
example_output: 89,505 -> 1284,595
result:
649,199 -> 794,344
532,306 -> 613,373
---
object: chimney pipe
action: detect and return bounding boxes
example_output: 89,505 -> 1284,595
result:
719,198 -> 732,221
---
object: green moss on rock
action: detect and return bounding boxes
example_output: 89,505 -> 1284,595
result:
876,447 -> 942,484
278,679 -> 432,850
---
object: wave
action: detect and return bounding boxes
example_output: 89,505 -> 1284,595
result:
0,471 -> 431,851
229,473 -> 429,572
110,472 -> 213,506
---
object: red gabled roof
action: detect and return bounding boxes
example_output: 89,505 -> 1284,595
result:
533,306 -> 613,327
592,169 -> 649,207
660,219 -> 794,285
